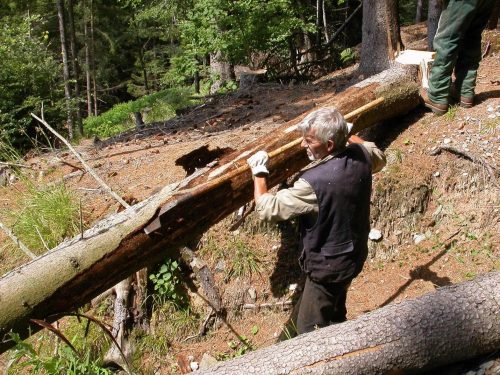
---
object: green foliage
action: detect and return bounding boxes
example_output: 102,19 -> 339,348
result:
0,14 -> 62,150
227,237 -> 263,279
0,139 -> 20,163
149,258 -> 187,307
216,331 -> 255,360
83,87 -> 199,138
444,105 -> 459,121
141,301 -> 200,356
6,182 -> 80,254
339,47 -> 357,65
170,0 -> 311,83
6,332 -> 112,375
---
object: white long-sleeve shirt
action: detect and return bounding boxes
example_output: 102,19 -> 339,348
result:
256,141 -> 386,222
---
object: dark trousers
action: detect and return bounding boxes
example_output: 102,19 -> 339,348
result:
296,276 -> 351,334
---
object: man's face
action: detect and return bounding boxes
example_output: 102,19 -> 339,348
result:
301,128 -> 334,161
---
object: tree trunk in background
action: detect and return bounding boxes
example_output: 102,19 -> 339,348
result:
67,0 -> 83,136
139,46 -> 150,94
322,0 -> 329,43
487,2 -> 499,29
0,65 -> 421,354
90,0 -> 98,116
84,0 -> 92,117
427,0 -> 442,51
194,70 -> 200,94
359,0 -> 400,76
209,51 -> 235,94
56,0 -> 74,140
415,0 -> 423,23
315,0 -> 321,46
196,272 -> 500,375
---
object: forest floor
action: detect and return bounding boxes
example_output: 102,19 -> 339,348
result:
0,25 -> 498,374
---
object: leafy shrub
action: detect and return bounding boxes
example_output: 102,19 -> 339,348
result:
83,87 -> 199,138
340,48 -> 357,65
149,258 -> 187,307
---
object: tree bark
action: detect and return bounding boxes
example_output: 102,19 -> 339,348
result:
359,0 -> 401,75
0,65 -> 421,354
67,0 -> 83,136
196,272 -> 500,374
415,0 -> 423,23
84,0 -> 92,117
56,0 -> 74,140
90,0 -> 98,116
427,0 -> 442,51
209,51 -> 235,94
487,2 -> 499,30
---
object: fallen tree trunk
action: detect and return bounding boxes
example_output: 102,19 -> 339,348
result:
198,272 -> 500,374
0,65 -> 420,353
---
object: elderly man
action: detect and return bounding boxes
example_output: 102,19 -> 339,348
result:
247,107 -> 386,334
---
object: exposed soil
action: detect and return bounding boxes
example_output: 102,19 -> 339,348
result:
0,26 -> 498,374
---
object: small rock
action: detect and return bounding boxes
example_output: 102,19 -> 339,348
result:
199,353 -> 218,368
432,205 -> 443,218
248,287 -> 257,302
433,171 -> 440,177
443,138 -> 452,144
487,105 -> 494,112
215,260 -> 226,272
272,245 -> 279,251
413,233 -> 426,244
190,362 -> 199,371
369,228 -> 383,241
488,113 -> 496,119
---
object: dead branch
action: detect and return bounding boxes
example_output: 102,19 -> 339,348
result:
55,157 -> 84,171
0,221 -> 37,259
0,161 -> 34,169
243,301 -> 293,310
430,146 -> 498,187
31,113 -> 131,210
180,247 -> 222,314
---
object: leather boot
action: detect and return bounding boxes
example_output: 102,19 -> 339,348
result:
420,89 -> 448,116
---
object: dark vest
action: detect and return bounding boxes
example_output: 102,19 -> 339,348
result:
299,143 -> 372,284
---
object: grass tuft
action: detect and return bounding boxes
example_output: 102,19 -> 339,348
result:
6,182 -> 80,255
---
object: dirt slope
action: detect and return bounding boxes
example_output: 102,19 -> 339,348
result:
0,27 -> 498,374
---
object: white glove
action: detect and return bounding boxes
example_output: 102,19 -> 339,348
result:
346,122 -> 354,134
247,151 -> 269,176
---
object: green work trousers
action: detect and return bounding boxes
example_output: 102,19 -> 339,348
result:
428,0 -> 495,104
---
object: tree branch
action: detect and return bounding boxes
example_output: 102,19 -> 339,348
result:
31,113 -> 131,209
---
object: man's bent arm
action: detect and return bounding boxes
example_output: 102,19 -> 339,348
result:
348,135 -> 386,173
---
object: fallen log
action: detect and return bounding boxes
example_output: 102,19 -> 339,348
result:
197,272 -> 500,374
0,65 -> 420,353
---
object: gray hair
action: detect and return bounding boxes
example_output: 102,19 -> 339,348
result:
297,107 -> 348,149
